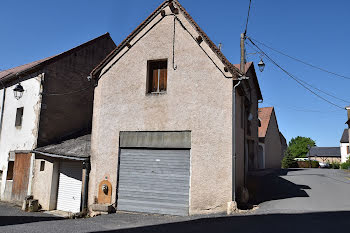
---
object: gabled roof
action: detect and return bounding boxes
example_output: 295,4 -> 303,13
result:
33,134 -> 91,161
258,107 -> 274,138
91,0 -> 241,79
307,147 -> 341,158
0,33 -> 114,86
233,62 -> 263,100
340,129 -> 349,143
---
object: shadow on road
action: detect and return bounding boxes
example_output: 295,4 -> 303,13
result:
91,211 -> 350,233
248,169 -> 310,205
0,216 -> 63,227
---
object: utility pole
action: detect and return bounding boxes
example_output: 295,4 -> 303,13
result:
229,32 -> 247,215
240,33 -> 246,73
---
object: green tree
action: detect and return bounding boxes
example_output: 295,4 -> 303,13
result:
288,136 -> 316,158
282,148 -> 298,168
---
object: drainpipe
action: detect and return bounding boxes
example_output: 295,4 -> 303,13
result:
82,160 -> 90,213
0,88 -> 6,141
232,80 -> 241,204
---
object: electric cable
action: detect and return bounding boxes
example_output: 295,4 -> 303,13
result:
247,37 -> 345,110
245,41 -> 350,104
244,0 -> 252,35
249,37 -> 350,80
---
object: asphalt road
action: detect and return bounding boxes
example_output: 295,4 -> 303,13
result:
0,168 -> 349,233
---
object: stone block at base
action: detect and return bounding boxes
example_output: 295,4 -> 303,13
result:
90,204 -> 113,214
227,201 -> 237,215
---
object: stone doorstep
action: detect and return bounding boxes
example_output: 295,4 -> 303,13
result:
43,210 -> 72,218
90,203 -> 114,214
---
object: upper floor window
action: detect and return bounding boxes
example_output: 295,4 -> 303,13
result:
15,107 -> 24,127
147,60 -> 167,94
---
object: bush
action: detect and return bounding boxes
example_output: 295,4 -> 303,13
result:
282,149 -> 298,168
310,160 -> 319,168
340,160 -> 350,170
331,162 -> 340,169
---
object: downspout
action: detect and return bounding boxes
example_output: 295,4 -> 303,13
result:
0,88 -> 6,141
232,80 -> 241,203
82,160 -> 90,213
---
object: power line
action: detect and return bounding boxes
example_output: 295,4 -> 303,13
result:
246,37 -> 346,110
249,37 -> 350,80
245,41 -> 350,104
244,0 -> 252,35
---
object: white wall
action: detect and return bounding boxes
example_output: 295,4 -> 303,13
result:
340,142 -> 349,163
0,74 -> 43,199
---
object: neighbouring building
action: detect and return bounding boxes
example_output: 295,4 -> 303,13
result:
307,147 -> 341,164
0,33 -> 116,208
88,0 -> 263,216
280,132 -> 288,158
258,107 -> 285,169
340,129 -> 349,163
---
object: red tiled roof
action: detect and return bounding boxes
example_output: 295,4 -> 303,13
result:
258,107 -> 274,138
233,62 -> 253,73
0,33 -> 114,85
91,0 -> 241,79
0,56 -> 54,81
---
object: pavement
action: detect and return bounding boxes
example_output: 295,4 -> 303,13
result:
0,168 -> 350,233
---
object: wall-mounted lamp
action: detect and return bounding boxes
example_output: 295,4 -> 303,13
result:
13,83 -> 24,100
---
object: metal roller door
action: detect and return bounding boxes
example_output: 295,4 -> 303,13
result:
56,161 -> 83,213
117,149 -> 190,216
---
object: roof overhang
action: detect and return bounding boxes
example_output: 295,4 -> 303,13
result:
32,150 -> 89,161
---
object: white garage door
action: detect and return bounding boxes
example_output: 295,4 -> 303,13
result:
117,149 -> 190,216
56,161 -> 82,213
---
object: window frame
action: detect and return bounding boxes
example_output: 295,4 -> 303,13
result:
146,59 -> 168,94
15,107 -> 24,127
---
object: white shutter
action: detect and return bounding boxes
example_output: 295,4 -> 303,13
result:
56,161 -> 82,213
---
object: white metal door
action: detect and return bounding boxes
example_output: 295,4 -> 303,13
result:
56,161 -> 82,213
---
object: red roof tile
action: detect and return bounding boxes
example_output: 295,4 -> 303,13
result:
258,107 -> 274,138
0,33 -> 114,85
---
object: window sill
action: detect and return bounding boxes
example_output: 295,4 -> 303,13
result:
146,92 -> 167,96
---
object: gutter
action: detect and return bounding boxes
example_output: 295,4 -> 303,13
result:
32,150 -> 89,161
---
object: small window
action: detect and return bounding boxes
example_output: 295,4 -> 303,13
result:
147,60 -> 167,93
15,107 -> 24,127
40,161 -> 45,171
347,146 -> 349,154
6,161 -> 14,180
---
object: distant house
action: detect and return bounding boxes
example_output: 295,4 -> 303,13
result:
258,107 -> 285,169
0,33 -> 116,205
340,129 -> 349,163
307,147 -> 341,164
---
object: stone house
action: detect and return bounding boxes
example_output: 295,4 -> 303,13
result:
307,147 -> 341,164
0,33 -> 116,206
88,0 -> 262,216
258,107 -> 285,169
340,129 -> 349,163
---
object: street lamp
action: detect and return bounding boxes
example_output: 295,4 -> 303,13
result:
13,83 -> 24,100
258,59 -> 265,72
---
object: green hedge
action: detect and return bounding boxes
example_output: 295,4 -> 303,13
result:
340,161 -> 350,170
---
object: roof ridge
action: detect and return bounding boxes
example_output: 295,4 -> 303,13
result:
0,32 -> 112,83
91,0 -> 241,78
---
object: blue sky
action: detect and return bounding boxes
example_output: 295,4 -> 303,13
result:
1,0 -> 349,146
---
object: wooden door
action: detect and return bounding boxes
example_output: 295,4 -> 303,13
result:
11,153 -> 32,202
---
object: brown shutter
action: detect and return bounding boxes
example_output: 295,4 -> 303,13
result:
159,69 -> 167,91
152,69 -> 158,92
